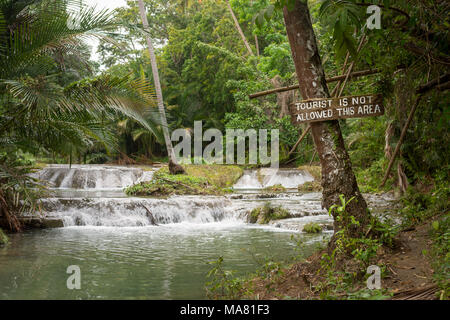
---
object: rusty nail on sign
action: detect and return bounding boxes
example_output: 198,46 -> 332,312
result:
290,94 -> 384,124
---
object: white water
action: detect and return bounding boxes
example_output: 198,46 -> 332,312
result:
234,168 -> 314,189
1,165 -> 397,300
38,192 -> 329,228
34,165 -> 154,190
34,165 -> 330,229
41,196 -> 237,227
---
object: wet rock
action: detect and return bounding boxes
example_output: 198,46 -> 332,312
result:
41,219 -> 64,228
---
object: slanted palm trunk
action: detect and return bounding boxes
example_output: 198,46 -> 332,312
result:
282,1 -> 369,240
137,0 -> 184,174
226,0 -> 254,56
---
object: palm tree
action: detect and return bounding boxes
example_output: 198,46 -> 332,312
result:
0,0 -> 163,231
137,0 -> 185,174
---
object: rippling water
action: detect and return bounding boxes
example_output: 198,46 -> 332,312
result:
0,223 -> 329,300
2,166 -> 391,300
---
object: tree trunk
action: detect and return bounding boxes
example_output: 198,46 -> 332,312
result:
226,0 -> 254,56
282,1 -> 369,238
137,0 -> 184,174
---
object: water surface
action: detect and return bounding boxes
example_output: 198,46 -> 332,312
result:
0,224 -> 328,300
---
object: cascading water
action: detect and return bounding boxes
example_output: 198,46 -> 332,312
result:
33,164 -> 154,190
3,165 -> 375,299
233,168 -> 315,190
233,170 -> 263,189
32,165 -> 328,228
41,196 -> 237,227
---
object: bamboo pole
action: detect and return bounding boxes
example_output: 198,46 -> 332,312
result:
309,150 -> 317,166
249,69 -> 380,99
337,35 -> 367,98
380,95 -> 423,187
287,125 -> 311,157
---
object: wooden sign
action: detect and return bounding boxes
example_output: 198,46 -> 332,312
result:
290,94 -> 384,124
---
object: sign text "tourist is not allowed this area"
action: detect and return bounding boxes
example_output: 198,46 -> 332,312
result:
290,94 -> 384,124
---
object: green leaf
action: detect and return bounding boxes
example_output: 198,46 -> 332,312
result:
432,221 -> 440,231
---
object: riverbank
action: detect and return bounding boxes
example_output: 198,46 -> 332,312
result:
205,184 -> 449,300
244,220 -> 442,300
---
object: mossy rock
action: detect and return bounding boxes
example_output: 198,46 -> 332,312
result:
248,208 -> 261,224
248,203 -> 292,224
302,222 -> 322,233
0,228 -> 9,246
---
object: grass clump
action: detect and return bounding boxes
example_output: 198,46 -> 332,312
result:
303,222 -> 322,234
125,165 -> 243,196
248,203 -> 292,224
0,228 -> 8,245
298,181 -> 322,192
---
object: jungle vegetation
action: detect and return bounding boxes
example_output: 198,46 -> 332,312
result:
0,0 -> 448,247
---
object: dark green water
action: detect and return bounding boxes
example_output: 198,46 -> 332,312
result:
0,224 -> 328,300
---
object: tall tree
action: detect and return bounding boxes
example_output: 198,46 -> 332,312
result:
282,0 -> 369,239
137,0 -> 185,174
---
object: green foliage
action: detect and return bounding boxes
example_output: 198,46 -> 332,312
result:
257,42 -> 294,79
303,222 -> 322,233
0,0 -> 160,162
0,156 -> 48,232
319,0 -> 363,59
205,256 -> 247,300
429,214 -> 450,298
125,165 -> 243,196
317,195 -> 398,299
400,182 -> 450,228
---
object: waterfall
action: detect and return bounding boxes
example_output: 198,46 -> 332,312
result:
33,165 -> 327,229
41,196 -> 238,227
233,170 -> 263,189
34,165 -> 154,190
233,168 -> 314,190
